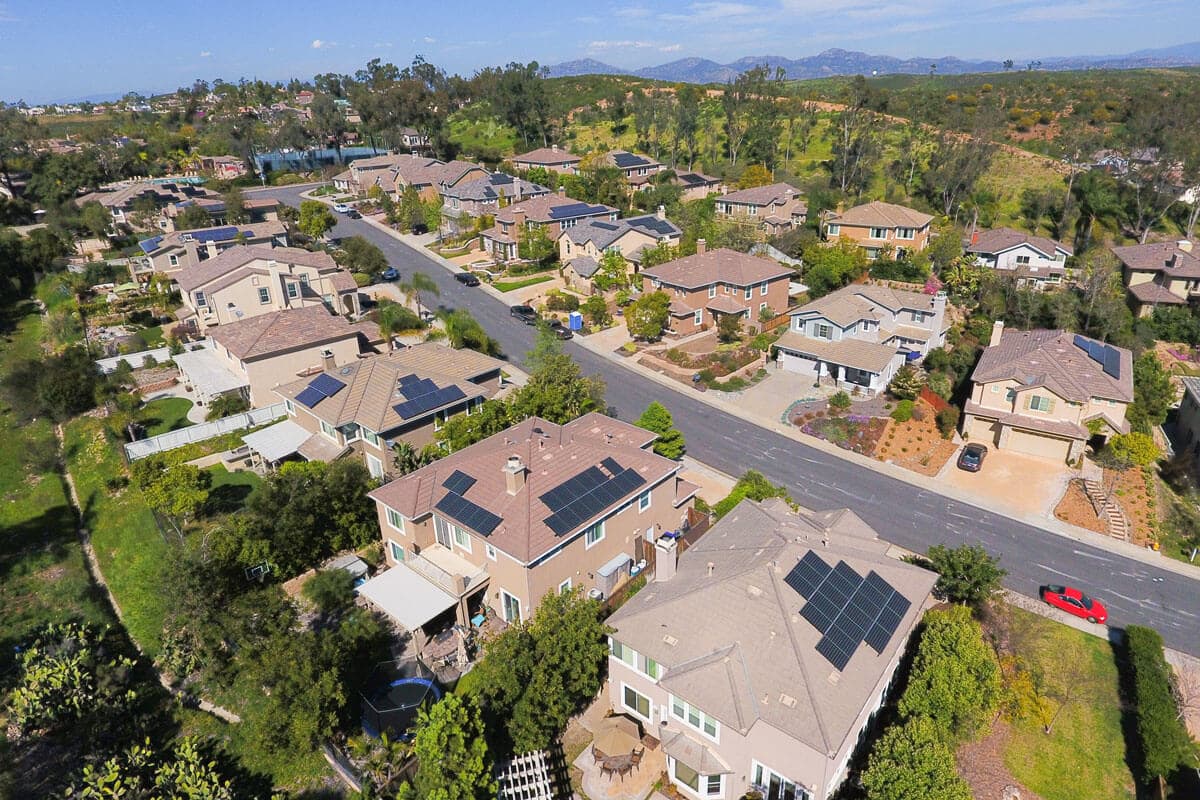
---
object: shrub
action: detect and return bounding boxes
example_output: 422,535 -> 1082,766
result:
1124,625 -> 1194,783
935,407 -> 960,439
911,405 -> 925,422
888,363 -> 925,400
302,569 -> 356,615
544,292 -> 580,312
891,400 -> 915,423
829,391 -> 852,412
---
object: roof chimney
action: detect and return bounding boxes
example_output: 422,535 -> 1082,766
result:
503,455 -> 526,495
656,204 -> 666,220
557,185 -> 566,196
696,238 -> 707,255
321,349 -> 335,371
654,537 -> 678,582
1178,240 -> 1194,254
551,144 -> 559,152
989,319 -> 1005,348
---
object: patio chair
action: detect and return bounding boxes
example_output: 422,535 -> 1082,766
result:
630,747 -> 644,772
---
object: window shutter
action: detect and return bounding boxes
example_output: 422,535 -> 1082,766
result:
1023,395 -> 1032,410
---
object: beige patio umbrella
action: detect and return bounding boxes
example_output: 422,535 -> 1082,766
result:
593,715 -> 641,758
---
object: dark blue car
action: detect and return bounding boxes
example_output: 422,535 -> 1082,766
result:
381,267 -> 400,282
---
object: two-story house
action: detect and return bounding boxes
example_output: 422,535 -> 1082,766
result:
1172,377 -> 1200,475
672,171 -> 725,201
512,144 -> 582,175
962,322 -> 1134,462
604,150 -> 664,188
441,173 -> 550,234
75,181 -> 221,232
774,284 -> 948,395
559,207 -> 682,292
479,192 -> 618,262
607,497 -> 936,800
640,241 -> 793,335
388,155 -> 488,203
332,152 -> 406,195
361,414 -> 698,645
823,201 -> 933,259
965,227 -> 1072,291
175,304 -> 380,408
1113,239 -> 1199,317
135,220 -> 288,282
715,183 -> 808,236
176,244 -> 360,328
270,343 -> 506,480
159,195 -> 280,232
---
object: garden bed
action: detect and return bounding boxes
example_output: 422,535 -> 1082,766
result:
871,400 -> 957,476
798,414 -> 888,455
1105,466 -> 1159,547
1053,480 -> 1108,534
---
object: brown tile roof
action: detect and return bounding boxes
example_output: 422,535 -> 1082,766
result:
390,155 -> 485,190
513,146 -> 581,166
1127,281 -> 1187,305
275,344 -> 501,432
705,294 -> 749,314
828,200 -> 933,230
774,331 -> 902,374
1112,241 -> 1200,277
368,413 -> 673,562
964,400 -> 1089,440
142,220 -> 287,256
642,248 -> 792,289
971,328 -> 1133,403
966,227 -> 1073,258
792,283 -> 938,327
494,194 -> 616,225
608,498 -> 935,752
176,245 -> 337,293
717,182 -> 804,208
208,305 -> 361,361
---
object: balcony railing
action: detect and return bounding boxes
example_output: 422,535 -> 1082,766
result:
408,548 -> 489,597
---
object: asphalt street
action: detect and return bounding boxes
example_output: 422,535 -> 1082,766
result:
254,185 -> 1200,655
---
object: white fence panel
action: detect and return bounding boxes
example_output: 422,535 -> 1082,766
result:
124,403 -> 287,460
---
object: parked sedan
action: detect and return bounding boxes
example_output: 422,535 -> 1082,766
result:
1041,585 -> 1108,624
380,267 -> 400,282
510,305 -> 538,324
332,203 -> 351,214
549,320 -> 574,340
454,272 -> 481,287
956,443 -> 988,472
346,209 -> 361,219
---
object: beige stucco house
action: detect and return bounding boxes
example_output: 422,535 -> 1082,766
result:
962,323 -> 1134,461
715,183 -> 807,236
1113,239 -> 1199,317
363,414 -> 698,641
134,220 -> 288,282
607,498 -> 936,800
559,208 -> 682,291
480,193 -> 618,262
823,201 -> 933,259
176,245 -> 359,328
512,145 -> 582,175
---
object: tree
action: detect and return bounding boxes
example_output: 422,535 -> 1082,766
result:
335,235 -> 389,279
510,350 -> 604,425
350,732 -> 412,798
377,299 -> 425,349
205,392 -> 249,420
625,290 -> 670,340
1125,625 -> 1196,785
717,312 -> 744,344
174,203 -> 214,231
898,605 -> 1002,741
223,185 -> 248,224
888,363 -> 925,400
860,717 -> 972,800
737,164 -> 773,189
517,224 -> 555,264
712,470 -> 791,517
1106,432 -> 1161,468
440,309 -> 501,355
397,185 -> 425,232
1071,170 -> 1121,252
592,250 -> 629,292
436,398 -> 512,452
298,199 -> 336,240
802,239 -> 868,298
925,544 -> 1006,608
581,295 -> 610,327
69,737 -> 238,799
399,271 -> 439,317
409,694 -> 496,800
1128,351 -> 1173,433
302,569 -> 356,617
393,440 -> 437,474
829,76 -> 881,196
141,463 -> 212,528
79,201 -> 112,239
922,121 -> 998,217
635,401 -> 686,459
0,103 -> 34,195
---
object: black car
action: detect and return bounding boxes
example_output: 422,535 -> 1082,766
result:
454,272 -> 481,287
956,443 -> 988,472
346,209 -> 361,220
549,320 -> 574,340
510,305 -> 538,324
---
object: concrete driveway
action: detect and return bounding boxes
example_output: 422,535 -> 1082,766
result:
937,446 -> 1075,517
737,365 -> 834,423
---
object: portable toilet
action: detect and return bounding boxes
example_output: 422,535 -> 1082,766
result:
568,311 -> 583,331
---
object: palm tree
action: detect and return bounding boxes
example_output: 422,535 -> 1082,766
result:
399,271 -> 439,317
377,299 -> 410,351
1071,171 -> 1122,253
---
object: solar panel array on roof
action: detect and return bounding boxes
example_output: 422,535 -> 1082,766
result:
1072,334 -> 1121,380
435,492 -> 502,535
540,461 -> 647,535
188,225 -> 240,243
1102,346 -> 1121,379
785,552 -> 912,671
442,470 -> 477,495
296,373 -> 347,409
548,203 -> 608,220
628,216 -> 677,237
391,373 -> 467,420
612,152 -> 648,168
139,236 -> 164,253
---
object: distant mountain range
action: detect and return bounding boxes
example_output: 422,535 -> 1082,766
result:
547,42 -> 1200,83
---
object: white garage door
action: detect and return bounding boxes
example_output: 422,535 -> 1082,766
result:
779,350 -> 818,377
1007,428 -> 1071,461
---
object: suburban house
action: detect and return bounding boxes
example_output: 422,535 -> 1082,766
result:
1173,377 -> 1200,475
1113,239 -> 1199,317
672,171 -> 725,201
962,323 -> 1133,461
175,304 -> 380,408
175,244 -> 360,328
75,181 -> 220,231
512,145 -> 582,175
715,183 -> 808,236
640,241 -> 794,336
823,201 -> 933,259
966,227 -> 1073,291
607,497 -> 936,800
198,155 -> 248,180
480,192 -> 618,262
604,150 -> 664,188
441,173 -> 550,232
135,220 -> 288,281
159,195 -> 280,232
389,155 -> 488,202
559,207 -> 682,292
774,285 -> 949,395
332,152 -> 406,195
362,414 -> 698,643
268,343 -> 506,479
398,127 -> 432,154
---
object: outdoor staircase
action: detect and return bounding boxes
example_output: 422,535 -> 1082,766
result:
1081,479 -> 1131,541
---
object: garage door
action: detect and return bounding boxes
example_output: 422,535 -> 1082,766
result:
779,350 -> 818,377
1007,428 -> 1071,461
965,416 -> 1001,447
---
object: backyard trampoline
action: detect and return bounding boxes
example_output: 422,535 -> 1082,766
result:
361,659 -> 442,738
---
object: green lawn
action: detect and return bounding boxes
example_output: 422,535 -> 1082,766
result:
206,465 -> 261,514
1002,608 -> 1136,800
140,397 -> 195,436
495,274 -> 554,292
140,325 -> 165,347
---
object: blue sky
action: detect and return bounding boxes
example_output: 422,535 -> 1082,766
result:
0,0 -> 1193,104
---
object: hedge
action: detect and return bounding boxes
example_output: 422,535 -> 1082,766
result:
1124,625 -> 1194,783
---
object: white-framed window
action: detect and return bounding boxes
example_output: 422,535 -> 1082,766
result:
257,287 -> 270,304
869,226 -> 888,239
826,223 -> 840,235
793,319 -> 806,332
816,324 -> 832,339
320,419 -> 338,441
583,520 -> 605,548
1016,255 -> 1031,265
285,399 -> 295,414
708,284 -> 716,298
385,507 -> 405,532
1029,395 -> 1052,412
670,759 -> 722,797
361,428 -> 381,447
744,285 -> 752,299
485,543 -> 497,560
760,281 -> 768,296
500,589 -> 522,623
167,254 -> 179,266
559,577 -> 572,594
638,490 -> 651,512
751,762 -> 806,800
287,282 -> 299,299
194,291 -> 207,307
670,695 -> 719,740
299,273 -> 310,286
453,525 -> 472,552
760,302 -> 768,314
693,309 -> 703,325
622,683 -> 652,721
387,539 -> 405,562
610,639 -> 638,668
895,227 -> 915,240
747,205 -> 757,216
366,454 -> 384,480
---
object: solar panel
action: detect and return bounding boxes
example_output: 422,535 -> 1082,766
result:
600,456 -> 621,475
309,373 -> 346,398
392,384 -> 467,420
784,551 -> 831,598
1102,345 -> 1121,379
435,493 -> 502,535
793,558 -> 911,670
548,202 -> 593,219
442,470 -> 476,495
191,225 -> 240,243
816,635 -> 854,671
542,465 -> 646,535
612,152 -> 647,168
295,386 -> 326,408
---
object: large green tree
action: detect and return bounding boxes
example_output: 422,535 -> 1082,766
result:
407,694 -> 496,800
298,199 -> 336,240
1128,351 -> 1173,433
1124,625 -> 1196,784
635,401 -> 686,459
625,290 -> 670,340
861,717 -> 972,800
335,235 -> 389,279
510,350 -> 604,424
925,544 -> 1006,608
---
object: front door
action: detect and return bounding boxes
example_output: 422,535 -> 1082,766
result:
501,590 -> 521,623
434,516 -> 453,549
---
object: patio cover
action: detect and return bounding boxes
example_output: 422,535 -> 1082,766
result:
173,347 -> 248,398
356,563 -> 458,631
242,419 -> 311,463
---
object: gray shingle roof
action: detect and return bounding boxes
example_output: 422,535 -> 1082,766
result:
971,328 -> 1134,403
967,227 -> 1072,258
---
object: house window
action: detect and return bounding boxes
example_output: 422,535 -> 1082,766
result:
747,206 -> 757,216
623,684 -> 651,721
257,287 -> 270,304
670,696 -> 719,740
1029,395 -> 1053,413
194,291 -> 207,307
168,254 -> 179,267
486,543 -> 497,560
816,324 -> 832,339
287,282 -> 299,299
869,227 -> 888,239
694,309 -> 703,325
434,411 -> 447,431
584,520 -> 605,548
299,274 -> 309,286
751,762 -> 805,800
361,428 -> 381,447
452,526 -> 472,552
794,319 -> 806,332
611,639 -> 638,668
385,507 -> 405,532
387,540 -> 405,562
895,227 -> 915,240
1016,255 -> 1031,265
708,284 -> 717,298
744,285 -> 752,300
645,657 -> 661,680
673,760 -> 700,793
638,490 -> 651,512
285,399 -> 295,414
366,454 -> 384,479
760,281 -> 768,296
826,224 -> 840,235
909,310 -> 926,323
760,302 -> 768,314
559,577 -> 572,594
320,419 -> 338,441
500,590 -> 522,623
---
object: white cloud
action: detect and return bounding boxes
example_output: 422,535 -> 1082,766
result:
661,1 -> 757,22
588,40 -> 657,50
199,50 -> 212,58
614,5 -> 652,18
311,39 -> 335,49
422,36 -> 436,43
660,43 -> 682,52
1011,0 -> 1130,21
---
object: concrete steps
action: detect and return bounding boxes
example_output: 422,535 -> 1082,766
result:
1082,478 -> 1131,541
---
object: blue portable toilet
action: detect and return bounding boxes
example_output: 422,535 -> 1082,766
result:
568,311 -> 583,331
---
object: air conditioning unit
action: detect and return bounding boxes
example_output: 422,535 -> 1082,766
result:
587,588 -> 604,601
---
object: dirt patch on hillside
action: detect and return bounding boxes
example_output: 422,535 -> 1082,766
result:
957,721 -> 1045,800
